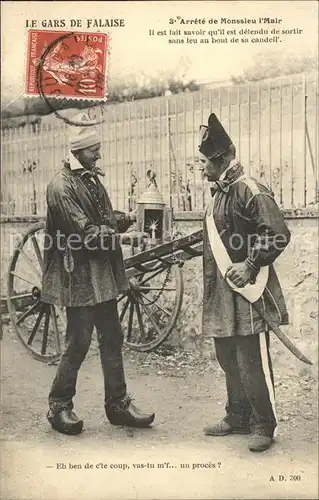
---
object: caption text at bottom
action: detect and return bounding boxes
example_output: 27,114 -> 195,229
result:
52,461 -> 222,471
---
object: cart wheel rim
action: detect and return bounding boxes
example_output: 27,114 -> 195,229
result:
120,264 -> 183,352
7,222 -> 64,363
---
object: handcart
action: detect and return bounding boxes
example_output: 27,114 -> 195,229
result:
6,222 -> 203,363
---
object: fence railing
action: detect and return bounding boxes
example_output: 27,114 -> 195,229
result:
1,72 -> 318,217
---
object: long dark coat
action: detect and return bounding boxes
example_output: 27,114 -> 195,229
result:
202,173 -> 291,338
41,166 -> 132,307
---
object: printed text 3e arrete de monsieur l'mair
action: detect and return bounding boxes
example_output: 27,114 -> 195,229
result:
25,15 -> 298,30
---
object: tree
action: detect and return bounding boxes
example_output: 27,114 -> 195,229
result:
1,72 -> 199,129
107,73 -> 199,102
231,50 -> 318,84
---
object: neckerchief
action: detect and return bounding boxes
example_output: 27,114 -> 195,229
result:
210,160 -> 245,196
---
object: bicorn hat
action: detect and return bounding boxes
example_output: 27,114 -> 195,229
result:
198,113 -> 232,159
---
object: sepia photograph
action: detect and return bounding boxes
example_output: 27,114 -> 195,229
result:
1,1 -> 318,499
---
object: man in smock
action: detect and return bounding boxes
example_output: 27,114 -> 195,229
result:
200,113 -> 291,452
41,113 -> 155,435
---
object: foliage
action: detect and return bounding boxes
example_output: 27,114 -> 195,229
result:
1,72 -> 199,129
231,51 -> 318,84
107,73 -> 199,103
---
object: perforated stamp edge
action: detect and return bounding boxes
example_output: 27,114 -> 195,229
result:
23,29 -> 112,103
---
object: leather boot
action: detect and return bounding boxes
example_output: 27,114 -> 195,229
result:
204,419 -> 251,436
47,408 -> 83,435
105,395 -> 155,428
248,434 -> 273,452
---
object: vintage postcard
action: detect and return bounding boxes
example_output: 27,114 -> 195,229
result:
1,1 -> 318,499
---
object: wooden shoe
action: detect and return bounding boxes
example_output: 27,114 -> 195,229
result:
47,409 -> 83,435
105,395 -> 155,428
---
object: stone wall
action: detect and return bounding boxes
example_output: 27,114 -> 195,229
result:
1,216 -> 318,377
170,216 -> 318,377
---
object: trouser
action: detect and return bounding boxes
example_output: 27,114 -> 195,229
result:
48,300 -> 127,413
214,332 -> 277,438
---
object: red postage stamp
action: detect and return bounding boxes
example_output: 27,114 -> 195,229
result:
25,30 -> 109,99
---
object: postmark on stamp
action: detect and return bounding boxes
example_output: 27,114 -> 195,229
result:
25,30 -> 109,100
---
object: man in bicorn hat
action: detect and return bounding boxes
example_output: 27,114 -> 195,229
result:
42,113 -> 155,435
199,113 -> 291,452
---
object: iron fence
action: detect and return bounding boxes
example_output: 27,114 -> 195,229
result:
1,72 -> 318,217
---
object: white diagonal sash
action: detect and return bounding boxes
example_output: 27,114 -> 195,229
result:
206,194 -> 268,303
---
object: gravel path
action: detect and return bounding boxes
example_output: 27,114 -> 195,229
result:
1,325 -> 318,500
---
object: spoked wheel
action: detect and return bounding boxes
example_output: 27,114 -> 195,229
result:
119,263 -> 184,352
7,222 -> 65,363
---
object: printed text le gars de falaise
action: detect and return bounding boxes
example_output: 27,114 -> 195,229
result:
25,19 -> 125,29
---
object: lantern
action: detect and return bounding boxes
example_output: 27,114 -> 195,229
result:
136,182 -> 172,245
